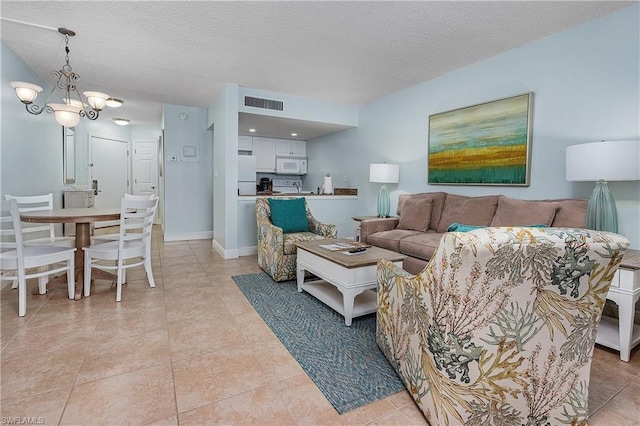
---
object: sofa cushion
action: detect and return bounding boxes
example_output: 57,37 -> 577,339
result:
367,229 -> 424,252
398,231 -> 444,261
490,195 -> 559,227
397,199 -> 432,232
549,198 -> 588,227
436,194 -> 498,232
269,197 -> 309,233
398,192 -> 447,231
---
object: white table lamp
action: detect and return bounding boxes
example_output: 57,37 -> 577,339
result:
370,163 -> 400,217
566,140 -> 640,233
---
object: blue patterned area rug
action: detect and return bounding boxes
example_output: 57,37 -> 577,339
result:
231,272 -> 404,414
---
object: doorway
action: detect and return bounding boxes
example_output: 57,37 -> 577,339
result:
133,140 -> 160,224
89,135 -> 129,228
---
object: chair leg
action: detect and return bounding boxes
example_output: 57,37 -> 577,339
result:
67,256 -> 75,300
18,275 -> 26,317
37,266 -> 48,294
83,251 -> 92,297
116,260 -> 124,302
144,257 -> 155,288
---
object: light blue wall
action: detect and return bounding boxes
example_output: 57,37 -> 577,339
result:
131,125 -> 161,142
1,42 -> 133,209
311,5 -> 640,248
162,104 -> 212,240
1,42 -> 67,206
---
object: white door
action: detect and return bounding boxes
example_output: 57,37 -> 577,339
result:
133,140 -> 160,223
90,135 -> 129,227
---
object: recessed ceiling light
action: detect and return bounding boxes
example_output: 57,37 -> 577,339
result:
291,133 -> 298,137
249,128 -> 256,132
112,118 -> 130,126
105,98 -> 124,108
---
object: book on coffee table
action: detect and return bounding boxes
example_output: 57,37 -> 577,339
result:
319,242 -> 370,251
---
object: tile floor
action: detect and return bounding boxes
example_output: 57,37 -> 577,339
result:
1,226 -> 639,425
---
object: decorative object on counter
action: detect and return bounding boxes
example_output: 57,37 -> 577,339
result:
369,163 -> 399,217
323,173 -> 333,195
566,140 -> 640,233
334,188 -> 357,195
428,92 -> 533,186
9,27 -> 122,127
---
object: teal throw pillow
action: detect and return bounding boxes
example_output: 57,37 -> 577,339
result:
269,197 -> 309,233
447,223 -> 547,232
447,223 -> 487,232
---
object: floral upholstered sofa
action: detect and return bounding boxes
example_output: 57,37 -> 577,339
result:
376,226 -> 629,425
256,197 -> 337,281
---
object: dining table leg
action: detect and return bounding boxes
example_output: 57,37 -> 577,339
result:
73,222 -> 91,300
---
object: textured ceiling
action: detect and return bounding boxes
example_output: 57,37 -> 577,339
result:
1,1 -> 634,130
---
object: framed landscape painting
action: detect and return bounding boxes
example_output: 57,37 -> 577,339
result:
427,93 -> 533,186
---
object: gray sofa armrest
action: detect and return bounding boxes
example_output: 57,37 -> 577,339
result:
360,218 -> 399,244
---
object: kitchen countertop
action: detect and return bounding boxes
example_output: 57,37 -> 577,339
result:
239,194 -> 357,200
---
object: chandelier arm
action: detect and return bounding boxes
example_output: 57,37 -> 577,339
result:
69,83 -> 99,120
23,78 -> 60,116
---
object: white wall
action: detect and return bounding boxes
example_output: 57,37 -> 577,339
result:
310,5 -> 640,248
239,87 -> 358,126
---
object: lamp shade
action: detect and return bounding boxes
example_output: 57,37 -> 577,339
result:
566,140 -> 640,181
369,163 -> 400,184
83,91 -> 109,111
10,81 -> 43,104
47,103 -> 82,127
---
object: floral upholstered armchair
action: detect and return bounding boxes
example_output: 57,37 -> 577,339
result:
256,197 -> 337,282
376,227 -> 629,425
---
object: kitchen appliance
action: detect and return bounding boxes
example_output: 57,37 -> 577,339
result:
276,157 -> 307,175
272,179 -> 313,194
237,155 -> 257,195
259,177 -> 272,192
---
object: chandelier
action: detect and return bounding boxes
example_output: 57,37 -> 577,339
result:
10,27 -> 123,127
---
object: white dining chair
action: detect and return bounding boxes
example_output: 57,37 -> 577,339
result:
0,199 -> 76,316
83,196 -> 158,302
4,193 -> 75,247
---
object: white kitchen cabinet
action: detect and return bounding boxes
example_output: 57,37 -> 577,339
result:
253,137 -> 276,172
238,135 -> 253,152
275,139 -> 306,157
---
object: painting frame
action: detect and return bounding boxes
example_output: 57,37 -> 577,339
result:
427,92 -> 533,186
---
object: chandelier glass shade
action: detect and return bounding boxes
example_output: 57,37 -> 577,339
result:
9,27 -> 122,127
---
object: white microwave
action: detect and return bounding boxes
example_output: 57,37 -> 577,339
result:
276,157 -> 307,175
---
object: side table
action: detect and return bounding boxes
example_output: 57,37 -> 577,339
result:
351,216 -> 396,242
596,248 -> 640,362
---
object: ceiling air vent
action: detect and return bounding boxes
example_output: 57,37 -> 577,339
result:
244,96 -> 284,111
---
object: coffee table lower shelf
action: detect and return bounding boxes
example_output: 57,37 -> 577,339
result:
299,280 -> 377,321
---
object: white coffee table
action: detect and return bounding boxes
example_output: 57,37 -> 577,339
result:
295,238 -> 406,326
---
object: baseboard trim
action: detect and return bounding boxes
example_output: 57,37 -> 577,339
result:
212,239 -> 239,259
163,231 -> 213,242
238,246 -> 258,257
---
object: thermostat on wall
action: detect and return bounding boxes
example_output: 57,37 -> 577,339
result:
182,144 -> 199,162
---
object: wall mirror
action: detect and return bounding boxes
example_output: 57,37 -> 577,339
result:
63,126 -> 76,184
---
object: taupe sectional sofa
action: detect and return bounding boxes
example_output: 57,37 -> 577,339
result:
360,192 -> 588,274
